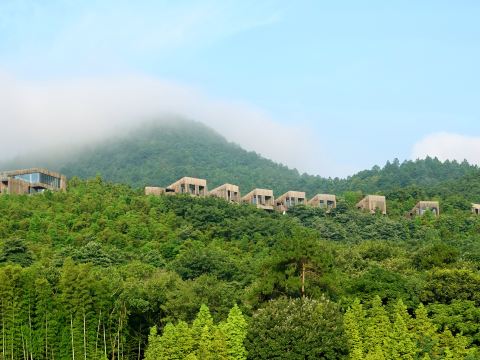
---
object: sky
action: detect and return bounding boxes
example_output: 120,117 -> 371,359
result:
0,0 -> 479,177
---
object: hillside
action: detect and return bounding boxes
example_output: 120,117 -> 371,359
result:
0,179 -> 479,358
2,119 -> 480,199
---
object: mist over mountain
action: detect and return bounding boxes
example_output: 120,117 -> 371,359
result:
2,119 -> 479,199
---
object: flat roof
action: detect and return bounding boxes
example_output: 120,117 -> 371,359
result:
416,201 -> 439,206
276,191 -> 306,201
168,177 -> 207,187
310,194 -> 336,200
0,168 -> 65,180
210,183 -> 239,193
242,188 -> 273,198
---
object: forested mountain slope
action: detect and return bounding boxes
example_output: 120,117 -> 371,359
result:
0,179 -> 479,359
3,119 -> 479,197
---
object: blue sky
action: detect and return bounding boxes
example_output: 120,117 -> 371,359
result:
1,1 -> 479,177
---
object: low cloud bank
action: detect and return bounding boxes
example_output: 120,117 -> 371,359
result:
412,132 -> 480,165
0,71 -> 327,175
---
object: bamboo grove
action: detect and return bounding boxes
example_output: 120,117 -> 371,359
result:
0,176 -> 480,359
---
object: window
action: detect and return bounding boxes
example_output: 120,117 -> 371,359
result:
14,172 -> 62,188
15,173 -> 40,183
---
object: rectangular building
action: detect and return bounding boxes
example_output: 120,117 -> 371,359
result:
166,177 -> 208,196
356,195 -> 387,215
308,194 -> 336,210
0,168 -> 67,195
410,201 -> 440,217
144,186 -> 166,196
473,203 -> 480,215
275,191 -> 306,212
242,188 -> 275,211
209,183 -> 240,203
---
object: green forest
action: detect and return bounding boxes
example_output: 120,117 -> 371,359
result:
4,119 -> 479,197
1,172 -> 480,359
1,120 -> 480,359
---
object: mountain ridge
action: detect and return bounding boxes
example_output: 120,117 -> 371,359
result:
2,119 -> 479,198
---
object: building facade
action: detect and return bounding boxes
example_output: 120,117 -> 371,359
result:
144,186 -> 166,196
166,177 -> 208,196
473,203 -> 480,215
410,201 -> 440,217
0,168 -> 67,195
209,183 -> 241,203
242,188 -> 275,210
308,194 -> 337,210
275,191 -> 306,212
356,195 -> 387,215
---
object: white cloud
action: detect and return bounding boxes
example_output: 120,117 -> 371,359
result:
412,132 -> 480,165
0,71 -> 328,175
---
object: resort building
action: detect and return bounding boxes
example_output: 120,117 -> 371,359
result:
356,195 -> 387,215
0,168 -> 67,195
275,191 -> 306,212
209,183 -> 241,203
166,177 -> 208,196
473,203 -> 480,215
410,201 -> 440,217
242,188 -> 275,211
308,194 -> 337,210
144,186 -> 165,196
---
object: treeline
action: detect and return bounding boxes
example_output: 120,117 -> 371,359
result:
5,119 -> 480,198
145,304 -> 247,360
0,177 -> 480,358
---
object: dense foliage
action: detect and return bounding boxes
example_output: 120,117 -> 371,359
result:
145,304 -> 247,360
344,297 -> 476,359
0,167 -> 479,358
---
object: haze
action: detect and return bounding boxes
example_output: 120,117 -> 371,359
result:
1,1 -> 479,177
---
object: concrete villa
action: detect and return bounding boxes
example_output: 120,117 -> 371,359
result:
166,177 -> 208,196
308,194 -> 337,210
209,183 -> 241,203
145,186 -> 165,196
242,188 -> 275,211
473,203 -> 480,215
275,191 -> 306,212
356,195 -> 387,215
0,168 -> 67,195
1,167 -> 477,218
410,201 -> 440,217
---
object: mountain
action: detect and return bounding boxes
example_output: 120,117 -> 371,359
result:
2,119 -> 479,198
58,119 -> 334,195
2,121 -> 480,358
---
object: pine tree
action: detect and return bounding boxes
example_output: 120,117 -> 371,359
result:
413,303 -> 440,357
197,325 -> 215,359
158,323 -> 182,359
211,326 -> 229,360
365,296 -> 390,358
343,299 -> 365,360
390,300 -> 417,360
174,321 -> 194,358
144,326 -> 161,360
222,304 -> 247,360
440,327 -> 472,359
191,304 -> 214,353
